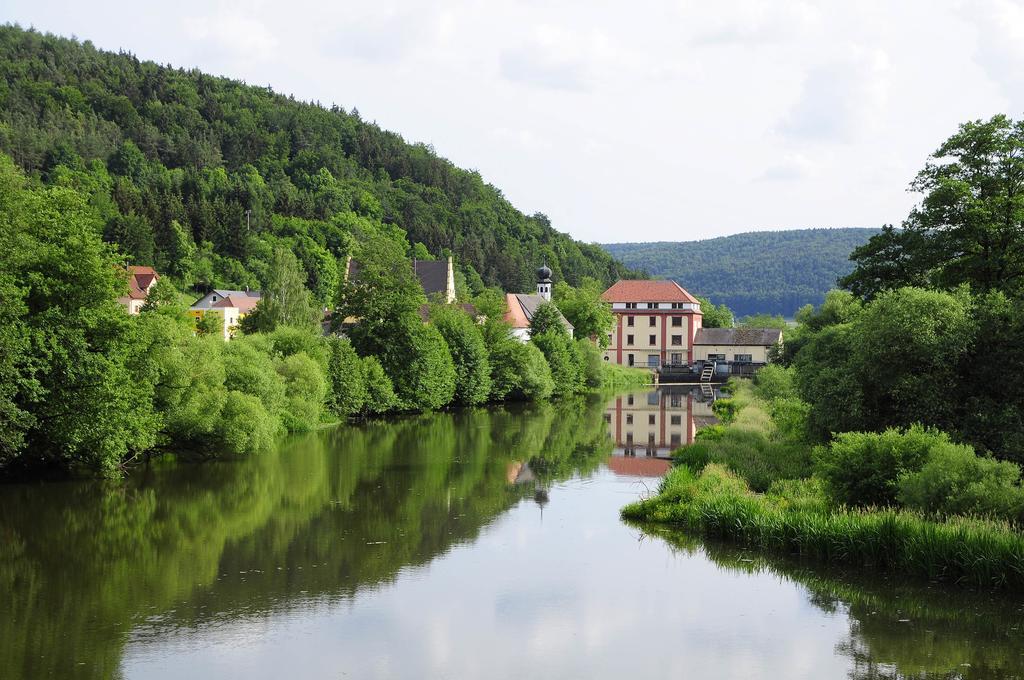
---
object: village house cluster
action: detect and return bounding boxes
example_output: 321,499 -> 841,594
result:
119,259 -> 780,377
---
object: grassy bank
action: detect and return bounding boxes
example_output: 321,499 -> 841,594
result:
598,364 -> 653,389
623,377 -> 1024,589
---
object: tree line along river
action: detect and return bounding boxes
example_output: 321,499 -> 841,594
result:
1,388 -> 1022,679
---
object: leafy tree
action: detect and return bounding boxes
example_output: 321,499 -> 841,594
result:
553,278 -> 613,345
326,337 -> 368,417
738,313 -> 788,329
696,295 -> 734,328
360,356 -> 396,414
275,352 -> 328,431
532,330 -> 585,397
245,246 -> 321,332
488,338 -> 554,401
472,288 -> 507,320
528,302 -> 567,338
0,155 -> 159,475
844,115 -> 1024,298
195,310 -> 223,337
431,305 -> 491,406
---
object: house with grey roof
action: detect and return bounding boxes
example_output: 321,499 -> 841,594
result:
692,327 -> 783,367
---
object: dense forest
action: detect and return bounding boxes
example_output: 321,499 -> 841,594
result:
603,228 -> 878,317
0,25 -> 634,298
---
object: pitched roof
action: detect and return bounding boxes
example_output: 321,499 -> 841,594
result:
213,289 -> 261,298
212,295 -> 261,313
346,257 -> 452,299
601,280 -> 700,304
125,265 -> 159,300
693,327 -> 783,346
503,293 -> 574,332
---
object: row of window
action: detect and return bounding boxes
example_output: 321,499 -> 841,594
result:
621,302 -> 695,310
625,316 -> 684,327
619,334 -> 685,346
622,433 -> 684,447
706,354 -> 754,362
617,413 -> 685,425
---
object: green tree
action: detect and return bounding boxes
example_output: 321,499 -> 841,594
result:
360,356 -> 397,414
245,246 -> 321,332
553,278 -> 613,345
529,301 -> 568,338
844,115 -> 1024,298
326,337 -> 368,417
532,330 -> 585,397
696,295 -> 734,328
431,305 -> 491,406
488,338 -> 554,401
195,310 -> 223,337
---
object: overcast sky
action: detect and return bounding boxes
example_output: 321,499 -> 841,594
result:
5,0 -> 1023,243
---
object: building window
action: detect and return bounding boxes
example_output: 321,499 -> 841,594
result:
734,354 -> 753,363
671,415 -> 682,425
626,302 -> 638,309
626,432 -> 633,444
648,302 -> 659,309
648,433 -> 656,443
670,394 -> 682,407
648,334 -> 656,345
627,316 -> 635,327
647,354 -> 659,367
626,414 -> 633,425
627,354 -> 635,367
627,334 -> 634,346
671,335 -> 682,346
607,334 -> 613,345
603,413 -> 611,423
649,316 -> 656,326
627,394 -> 635,405
672,316 -> 682,327
671,353 -> 683,364
708,353 -> 726,361
648,414 -> 656,425
671,434 -> 682,447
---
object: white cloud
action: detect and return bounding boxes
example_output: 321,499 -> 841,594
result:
183,11 -> 279,62
962,0 -> 1024,110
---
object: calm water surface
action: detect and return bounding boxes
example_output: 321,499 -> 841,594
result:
2,388 -> 1023,679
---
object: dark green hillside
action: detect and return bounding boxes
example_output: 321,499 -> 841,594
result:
604,228 -> 879,317
0,25 -> 633,296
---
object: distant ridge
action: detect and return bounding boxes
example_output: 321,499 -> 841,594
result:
603,228 -> 879,317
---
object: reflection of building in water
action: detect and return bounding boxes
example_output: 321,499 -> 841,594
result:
603,388 -> 719,459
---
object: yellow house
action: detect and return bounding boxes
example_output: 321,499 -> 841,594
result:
189,289 -> 262,340
692,328 -> 783,365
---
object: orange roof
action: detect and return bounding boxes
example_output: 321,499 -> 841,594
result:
503,293 -> 531,328
212,295 -> 261,313
605,457 -> 671,477
601,280 -> 700,305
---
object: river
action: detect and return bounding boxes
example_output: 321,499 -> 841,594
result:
1,388 -> 1022,679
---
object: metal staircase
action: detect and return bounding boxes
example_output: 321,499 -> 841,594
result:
699,361 -> 716,383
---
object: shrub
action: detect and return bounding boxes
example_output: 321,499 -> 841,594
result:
432,305 -> 491,406
325,337 -> 367,417
360,356 -> 396,415
766,477 -> 829,513
898,443 -> 1024,522
216,391 -> 276,454
576,338 -> 604,389
814,425 -> 942,507
712,398 -> 739,424
380,315 -> 456,411
532,330 -> 585,397
275,352 -> 328,431
488,337 -> 554,401
753,364 -> 797,401
768,397 -> 811,443
222,338 -> 286,432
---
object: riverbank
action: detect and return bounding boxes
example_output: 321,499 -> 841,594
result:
622,380 -> 1024,589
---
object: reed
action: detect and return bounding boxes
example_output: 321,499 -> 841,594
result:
624,464 -> 1024,589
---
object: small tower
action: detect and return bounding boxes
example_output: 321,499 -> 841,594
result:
536,262 -> 553,301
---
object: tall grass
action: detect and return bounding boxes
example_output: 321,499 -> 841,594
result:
598,364 -> 653,389
623,464 -> 1024,589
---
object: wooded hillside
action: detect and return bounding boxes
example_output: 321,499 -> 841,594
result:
0,25 -> 633,298
604,228 -> 879,317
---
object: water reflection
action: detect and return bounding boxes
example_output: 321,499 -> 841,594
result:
1,389 -> 1021,679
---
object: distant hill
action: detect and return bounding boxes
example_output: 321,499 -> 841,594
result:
603,228 -> 879,317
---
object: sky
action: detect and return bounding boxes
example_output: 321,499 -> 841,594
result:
4,0 -> 1023,243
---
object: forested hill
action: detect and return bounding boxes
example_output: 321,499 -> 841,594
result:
604,228 -> 879,317
0,25 -> 633,297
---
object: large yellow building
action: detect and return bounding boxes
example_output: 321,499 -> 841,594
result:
600,280 -> 703,368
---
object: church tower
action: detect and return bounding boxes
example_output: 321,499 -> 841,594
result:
536,263 -> 553,301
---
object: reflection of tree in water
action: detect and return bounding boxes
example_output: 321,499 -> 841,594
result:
630,524 -> 1024,680
0,396 -> 613,680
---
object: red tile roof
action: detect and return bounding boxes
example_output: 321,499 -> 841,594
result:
601,280 -> 700,304
503,293 -> 531,328
125,265 -> 159,300
212,295 -> 261,313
